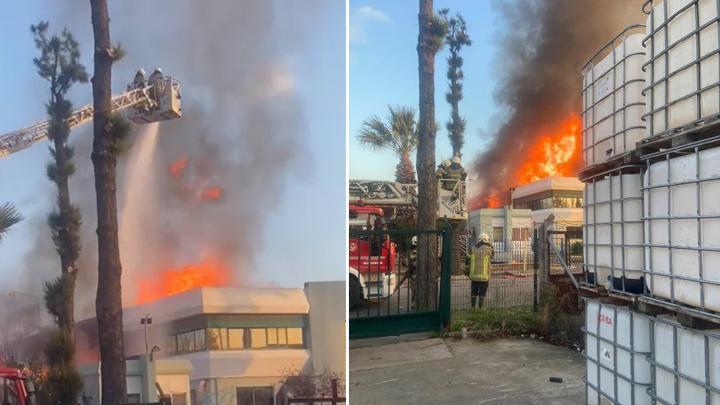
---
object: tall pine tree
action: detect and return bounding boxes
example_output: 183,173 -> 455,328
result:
442,10 -> 471,157
31,21 -> 87,404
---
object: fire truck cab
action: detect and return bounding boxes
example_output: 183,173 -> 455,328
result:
0,367 -> 34,405
349,204 -> 398,310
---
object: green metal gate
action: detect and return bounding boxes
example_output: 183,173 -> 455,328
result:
349,227 -> 452,339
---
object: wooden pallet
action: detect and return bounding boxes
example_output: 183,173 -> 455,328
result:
578,151 -> 643,182
578,283 -> 638,302
579,285 -> 720,328
637,115 -> 720,157
634,295 -> 720,329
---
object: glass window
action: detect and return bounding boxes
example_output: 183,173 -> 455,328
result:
194,329 -> 206,351
236,387 -> 273,405
278,328 -> 287,345
492,226 -> 503,242
228,328 -> 244,349
166,334 -> 177,354
250,328 -> 267,349
126,394 -> 141,404
287,328 -> 303,347
177,331 -> 193,353
512,228 -> 530,241
207,328 -> 226,350
267,328 -> 278,345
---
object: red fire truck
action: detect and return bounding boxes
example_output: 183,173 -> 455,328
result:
349,204 -> 398,310
0,367 -> 35,405
347,178 -> 467,310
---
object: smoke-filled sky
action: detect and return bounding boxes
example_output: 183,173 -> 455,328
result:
470,0 -> 644,206
0,1 -> 345,319
350,0 -> 644,200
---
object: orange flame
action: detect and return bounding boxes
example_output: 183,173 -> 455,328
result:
471,115 -> 582,209
485,193 -> 502,209
515,116 -> 581,185
168,155 -> 190,177
136,257 -> 232,304
199,187 -> 223,201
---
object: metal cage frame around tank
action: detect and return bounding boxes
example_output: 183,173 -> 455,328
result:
646,315 -> 720,404
582,298 -> 652,405
581,24 -> 647,167
641,0 -> 720,139
580,164 -> 646,295
640,132 -> 720,320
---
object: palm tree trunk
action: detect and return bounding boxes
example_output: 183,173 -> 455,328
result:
90,1 -> 127,403
416,0 -> 439,311
395,151 -> 417,184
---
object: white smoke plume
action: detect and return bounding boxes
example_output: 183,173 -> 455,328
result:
13,0 -> 332,319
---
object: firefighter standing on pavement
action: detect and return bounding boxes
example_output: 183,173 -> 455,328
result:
466,233 -> 494,310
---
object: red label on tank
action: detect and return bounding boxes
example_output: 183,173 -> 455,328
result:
599,314 -> 613,325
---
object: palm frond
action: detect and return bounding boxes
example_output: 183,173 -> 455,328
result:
358,114 -> 396,153
0,203 -> 23,241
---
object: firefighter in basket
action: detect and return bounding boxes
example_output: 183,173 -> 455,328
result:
445,155 -> 467,192
436,159 -> 452,189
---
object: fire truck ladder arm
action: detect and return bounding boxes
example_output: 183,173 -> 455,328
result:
0,77 -> 179,159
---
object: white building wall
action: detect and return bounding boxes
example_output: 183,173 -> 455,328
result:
304,281 -> 346,376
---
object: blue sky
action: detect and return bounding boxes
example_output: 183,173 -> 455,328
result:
350,0 -> 503,180
0,1 -> 345,293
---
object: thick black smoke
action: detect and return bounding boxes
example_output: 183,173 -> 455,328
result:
14,1 -> 334,319
470,0 -> 644,207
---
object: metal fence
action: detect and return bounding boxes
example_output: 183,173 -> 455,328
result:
276,378 -> 345,405
450,240 -> 537,312
451,221 -> 585,314
349,227 -> 451,339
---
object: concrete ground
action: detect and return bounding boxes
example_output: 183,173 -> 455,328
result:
350,337 -> 585,405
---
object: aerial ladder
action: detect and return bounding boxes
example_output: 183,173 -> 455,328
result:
349,179 -> 467,220
0,69 -> 182,159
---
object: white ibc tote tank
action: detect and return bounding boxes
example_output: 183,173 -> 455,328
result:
651,316 -> 720,403
585,299 -> 652,404
584,169 -> 645,293
643,0 -> 720,137
582,25 -> 647,167
643,144 -> 720,311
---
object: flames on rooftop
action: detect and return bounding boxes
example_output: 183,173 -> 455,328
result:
133,154 -> 233,305
471,116 -> 581,209
469,0 -> 643,209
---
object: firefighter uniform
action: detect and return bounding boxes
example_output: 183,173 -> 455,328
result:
436,160 -> 451,181
445,156 -> 467,190
467,239 -> 494,309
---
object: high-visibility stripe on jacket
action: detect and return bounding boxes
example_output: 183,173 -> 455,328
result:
469,244 -> 493,282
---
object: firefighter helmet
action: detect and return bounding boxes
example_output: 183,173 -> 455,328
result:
479,233 -> 490,244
